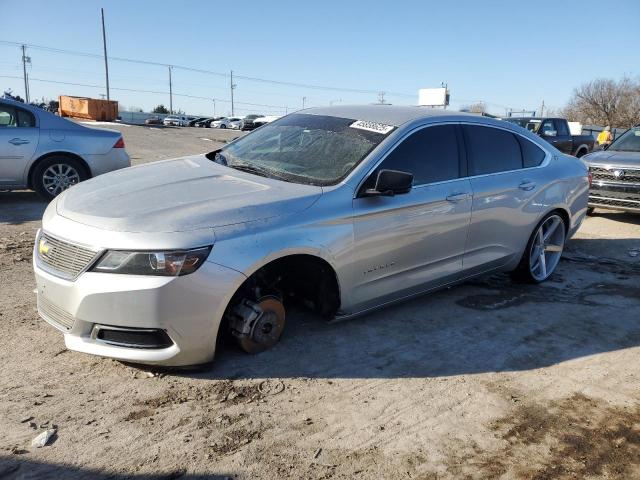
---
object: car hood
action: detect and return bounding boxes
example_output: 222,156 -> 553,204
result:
56,155 -> 322,233
582,150 -> 640,168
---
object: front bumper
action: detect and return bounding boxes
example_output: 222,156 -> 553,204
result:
34,251 -> 246,366
589,181 -> 640,213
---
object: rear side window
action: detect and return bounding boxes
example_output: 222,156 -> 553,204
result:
377,124 -> 460,185
464,125 -> 522,175
519,137 -> 546,167
16,108 -> 35,127
555,120 -> 569,136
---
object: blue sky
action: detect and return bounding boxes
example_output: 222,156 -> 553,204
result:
1,0 -> 638,116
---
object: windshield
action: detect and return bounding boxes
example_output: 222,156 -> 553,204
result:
504,118 -> 542,133
608,127 -> 640,152
219,113 -> 395,186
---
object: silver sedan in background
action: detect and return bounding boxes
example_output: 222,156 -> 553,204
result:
33,106 -> 588,367
0,98 -> 130,199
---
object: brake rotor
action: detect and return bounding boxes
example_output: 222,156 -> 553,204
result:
238,296 -> 286,354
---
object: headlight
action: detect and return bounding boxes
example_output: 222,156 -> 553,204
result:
91,247 -> 211,276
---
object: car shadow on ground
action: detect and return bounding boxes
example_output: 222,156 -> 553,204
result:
181,237 -> 640,381
0,191 -> 48,224
0,457 -> 232,480
590,209 -> 640,225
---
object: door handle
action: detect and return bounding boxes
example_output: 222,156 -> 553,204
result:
445,192 -> 469,202
9,138 -> 30,145
519,180 -> 536,191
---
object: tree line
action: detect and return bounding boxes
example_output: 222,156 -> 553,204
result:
564,77 -> 640,129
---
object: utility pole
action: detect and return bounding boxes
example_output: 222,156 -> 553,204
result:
377,91 -> 386,104
230,70 -> 236,116
101,8 -> 110,101
21,45 -> 30,103
212,99 -> 216,117
302,96 -> 306,109
168,66 -> 173,114
539,99 -> 545,117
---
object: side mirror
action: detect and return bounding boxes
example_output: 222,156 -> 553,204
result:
363,169 -> 413,197
543,130 -> 557,137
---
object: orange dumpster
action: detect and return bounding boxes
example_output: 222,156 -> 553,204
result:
58,95 -> 118,122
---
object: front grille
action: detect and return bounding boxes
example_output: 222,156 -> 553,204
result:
37,232 -> 100,280
37,295 -> 75,331
590,166 -> 640,184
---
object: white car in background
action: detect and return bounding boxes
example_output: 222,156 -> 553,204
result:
211,117 -> 232,129
163,115 -> 190,127
228,117 -> 243,130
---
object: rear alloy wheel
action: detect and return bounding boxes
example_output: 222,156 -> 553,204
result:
513,213 -> 566,283
237,296 -> 286,354
32,156 -> 88,200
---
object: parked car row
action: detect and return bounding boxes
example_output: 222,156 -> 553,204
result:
160,113 -> 279,130
196,115 -> 270,130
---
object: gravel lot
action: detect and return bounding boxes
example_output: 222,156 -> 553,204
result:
1,123 -> 640,479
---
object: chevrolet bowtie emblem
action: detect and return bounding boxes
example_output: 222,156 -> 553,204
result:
613,169 -> 625,179
38,238 -> 50,256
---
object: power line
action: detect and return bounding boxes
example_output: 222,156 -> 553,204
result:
0,74 -> 296,110
0,40 -> 414,98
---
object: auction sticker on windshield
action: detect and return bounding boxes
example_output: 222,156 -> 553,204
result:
350,120 -> 394,134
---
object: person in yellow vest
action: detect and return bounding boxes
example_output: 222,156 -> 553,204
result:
597,126 -> 613,147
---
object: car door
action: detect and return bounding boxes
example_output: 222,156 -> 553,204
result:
350,123 -> 472,310
553,119 -> 572,153
539,118 -> 568,154
0,104 -> 39,186
462,124 -> 547,273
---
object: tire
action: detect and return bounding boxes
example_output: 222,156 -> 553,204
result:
586,207 -> 595,216
511,213 -> 566,284
219,124 -> 227,129
576,149 -> 586,158
32,155 -> 88,201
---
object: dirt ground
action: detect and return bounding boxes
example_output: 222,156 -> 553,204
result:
1,124 -> 640,479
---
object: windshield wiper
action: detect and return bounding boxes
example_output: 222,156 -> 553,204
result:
228,162 -> 274,179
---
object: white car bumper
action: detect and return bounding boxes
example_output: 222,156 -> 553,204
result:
33,244 -> 246,367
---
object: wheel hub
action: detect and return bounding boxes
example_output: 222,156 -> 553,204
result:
231,296 -> 286,354
43,164 -> 80,195
529,215 -> 565,281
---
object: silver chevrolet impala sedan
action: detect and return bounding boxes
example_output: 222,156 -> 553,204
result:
33,105 -> 589,366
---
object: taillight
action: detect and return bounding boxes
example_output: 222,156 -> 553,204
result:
113,137 -> 125,148
588,171 -> 593,187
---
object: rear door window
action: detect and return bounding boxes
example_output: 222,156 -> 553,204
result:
555,120 -> 569,136
16,108 -> 35,127
374,124 -> 460,186
464,125 -> 523,175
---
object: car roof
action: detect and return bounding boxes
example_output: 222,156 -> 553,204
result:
303,104 -> 473,127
